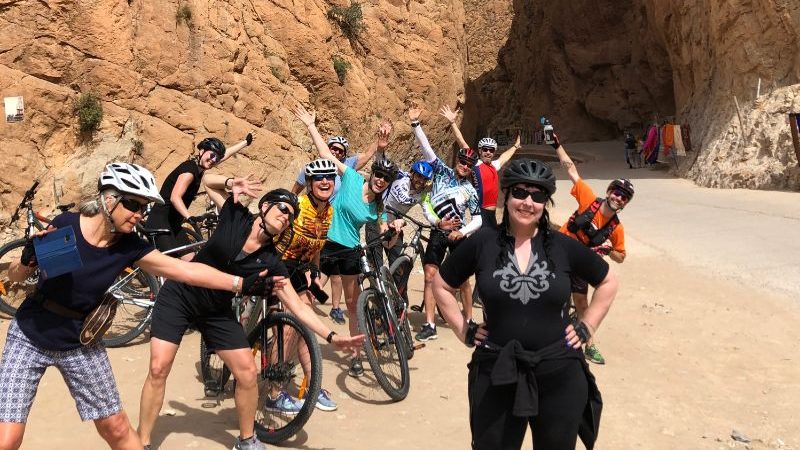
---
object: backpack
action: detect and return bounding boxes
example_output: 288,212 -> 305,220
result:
566,198 -> 620,247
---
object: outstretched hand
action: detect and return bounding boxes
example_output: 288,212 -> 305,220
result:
377,120 -> 393,148
439,105 -> 458,124
550,132 -> 561,150
331,334 -> 367,354
231,174 -> 263,204
292,104 -> 316,127
408,102 -> 423,121
513,133 -> 521,148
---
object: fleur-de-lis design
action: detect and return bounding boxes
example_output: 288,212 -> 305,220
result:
492,251 -> 552,305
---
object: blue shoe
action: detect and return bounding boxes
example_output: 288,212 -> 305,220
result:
329,307 -> 346,324
264,391 -> 302,415
314,388 -> 338,411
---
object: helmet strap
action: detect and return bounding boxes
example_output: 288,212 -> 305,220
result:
99,192 -> 121,234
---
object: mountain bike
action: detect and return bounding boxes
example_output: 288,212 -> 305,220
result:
199,289 -> 322,444
101,228 -> 206,347
331,230 -> 410,401
0,181 -> 74,315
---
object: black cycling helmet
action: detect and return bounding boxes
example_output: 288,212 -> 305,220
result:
500,158 -> 556,195
457,147 -> 479,165
258,188 -> 299,219
371,157 -> 399,181
197,137 -> 226,158
607,178 -> 634,200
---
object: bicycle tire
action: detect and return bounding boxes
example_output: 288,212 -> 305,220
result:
102,268 -> 160,347
388,255 -> 413,302
0,238 -> 37,316
380,266 -> 414,360
357,288 -> 410,401
251,311 -> 322,445
199,338 -> 232,396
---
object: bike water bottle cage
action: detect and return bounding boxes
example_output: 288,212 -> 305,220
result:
566,198 -> 619,247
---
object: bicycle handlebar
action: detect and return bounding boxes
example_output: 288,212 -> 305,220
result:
10,181 -> 40,224
386,206 -> 432,230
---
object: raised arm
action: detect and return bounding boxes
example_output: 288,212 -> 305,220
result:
553,134 -> 581,184
354,120 -> 392,170
202,173 -> 263,210
440,105 -> 469,150
495,134 -> 521,168
409,105 -> 437,162
218,132 -> 254,164
292,104 -> 348,175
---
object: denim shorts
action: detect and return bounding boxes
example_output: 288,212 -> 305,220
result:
0,320 -> 122,422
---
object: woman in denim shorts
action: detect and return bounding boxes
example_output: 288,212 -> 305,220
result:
0,163 -> 277,450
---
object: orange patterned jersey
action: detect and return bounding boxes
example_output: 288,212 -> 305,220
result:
276,195 -> 333,262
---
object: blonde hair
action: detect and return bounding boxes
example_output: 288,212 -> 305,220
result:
78,189 -> 119,216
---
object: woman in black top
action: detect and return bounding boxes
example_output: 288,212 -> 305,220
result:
433,159 -> 618,450
145,134 -> 252,256
0,163 -> 276,450
138,178 -> 365,450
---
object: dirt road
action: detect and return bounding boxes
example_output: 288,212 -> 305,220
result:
2,141 -> 798,449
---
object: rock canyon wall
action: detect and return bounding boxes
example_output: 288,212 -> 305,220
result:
1,0 -> 799,222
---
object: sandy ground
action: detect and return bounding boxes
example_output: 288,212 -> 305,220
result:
2,141 -> 799,449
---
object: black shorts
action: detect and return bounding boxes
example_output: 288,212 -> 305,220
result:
423,229 -> 464,267
284,261 -> 311,293
570,274 -> 589,295
150,282 -> 249,351
319,240 -> 361,276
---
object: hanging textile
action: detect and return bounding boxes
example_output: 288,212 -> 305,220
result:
673,125 -> 686,156
661,124 -> 675,156
642,125 -> 658,161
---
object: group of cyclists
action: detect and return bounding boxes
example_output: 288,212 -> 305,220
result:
0,101 -> 636,449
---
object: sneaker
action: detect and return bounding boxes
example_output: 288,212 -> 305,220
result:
584,344 -> 606,365
415,323 -> 438,342
232,434 -> 266,450
314,388 -> 338,411
348,357 -> 365,378
329,307 -> 346,324
264,391 -> 302,415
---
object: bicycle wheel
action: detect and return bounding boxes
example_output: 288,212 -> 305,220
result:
0,239 -> 37,316
199,338 -> 232,396
357,288 -> 410,401
381,266 -> 414,360
102,267 -> 159,347
251,311 -> 322,445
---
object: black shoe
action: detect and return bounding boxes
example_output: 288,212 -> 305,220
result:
414,323 -> 438,342
348,357 -> 365,377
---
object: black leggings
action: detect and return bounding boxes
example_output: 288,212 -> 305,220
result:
468,359 -> 588,450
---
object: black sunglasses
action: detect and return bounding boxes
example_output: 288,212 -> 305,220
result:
329,145 -> 346,154
373,171 -> 393,181
479,147 -> 496,153
118,197 -> 149,214
611,189 -> 631,202
509,186 -> 548,203
312,174 -> 336,182
273,202 -> 296,221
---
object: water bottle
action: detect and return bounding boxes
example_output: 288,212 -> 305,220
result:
541,116 -> 555,145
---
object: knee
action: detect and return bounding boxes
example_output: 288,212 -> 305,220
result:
423,266 -> 438,284
233,365 -> 258,389
96,413 -> 134,444
0,427 -> 24,450
147,360 -> 173,385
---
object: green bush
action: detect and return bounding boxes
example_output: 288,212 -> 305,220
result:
327,3 -> 366,41
332,56 -> 351,84
176,4 -> 192,24
131,139 -> 144,156
74,93 -> 103,134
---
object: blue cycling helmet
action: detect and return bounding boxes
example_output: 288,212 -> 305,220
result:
410,160 -> 433,180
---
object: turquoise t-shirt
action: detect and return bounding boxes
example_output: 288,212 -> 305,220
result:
328,166 -> 387,248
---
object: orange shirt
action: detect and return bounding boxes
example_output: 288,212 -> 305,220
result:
559,179 -> 626,254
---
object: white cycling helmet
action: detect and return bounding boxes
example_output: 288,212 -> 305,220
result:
98,163 -> 164,204
304,158 -> 337,177
478,137 -> 498,150
326,136 -> 349,151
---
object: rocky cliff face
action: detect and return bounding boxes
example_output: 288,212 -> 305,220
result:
0,0 -> 469,220
461,0 -> 800,189
1,0 -> 799,223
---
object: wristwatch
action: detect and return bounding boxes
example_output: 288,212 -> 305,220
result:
326,331 -> 337,344
411,120 -> 420,128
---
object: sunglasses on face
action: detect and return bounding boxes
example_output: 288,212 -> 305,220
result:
373,171 -> 392,181
272,202 -> 296,221
611,190 -> 631,202
206,151 -> 221,163
480,147 -> 496,153
312,174 -> 336,182
509,186 -> 549,204
329,145 -> 346,154
457,159 -> 474,167
117,197 -> 149,214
